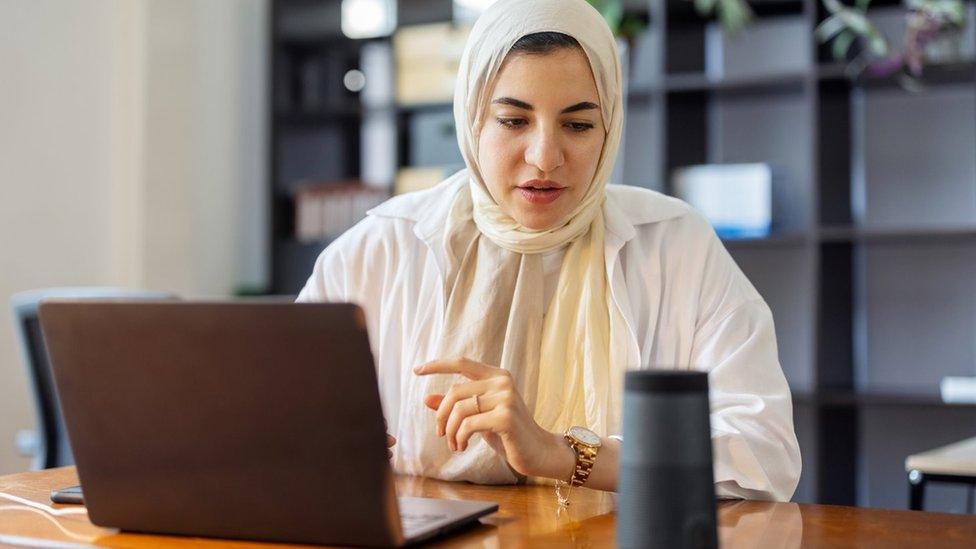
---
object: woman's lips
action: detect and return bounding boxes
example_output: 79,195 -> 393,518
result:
517,186 -> 566,205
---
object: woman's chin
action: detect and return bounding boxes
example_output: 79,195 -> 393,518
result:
515,208 -> 564,232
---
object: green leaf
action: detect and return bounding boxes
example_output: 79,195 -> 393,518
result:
695,0 -> 718,15
821,0 -> 846,16
815,14 -> 848,42
601,2 -> 624,30
866,30 -> 889,57
717,0 -> 754,35
833,9 -> 874,35
832,29 -> 857,60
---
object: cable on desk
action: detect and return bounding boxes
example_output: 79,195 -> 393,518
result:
0,492 -> 100,545
0,492 -> 87,516
0,505 -> 98,544
0,531 -> 93,548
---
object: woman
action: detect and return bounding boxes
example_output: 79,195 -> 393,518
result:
298,0 -> 800,502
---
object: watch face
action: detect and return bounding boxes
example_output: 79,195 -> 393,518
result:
569,426 -> 601,447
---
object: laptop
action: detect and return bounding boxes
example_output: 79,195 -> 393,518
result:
38,300 -> 498,547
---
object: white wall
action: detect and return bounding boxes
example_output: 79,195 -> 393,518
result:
142,0 -> 268,296
0,0 -> 268,474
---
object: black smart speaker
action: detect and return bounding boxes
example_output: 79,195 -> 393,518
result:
617,370 -> 718,549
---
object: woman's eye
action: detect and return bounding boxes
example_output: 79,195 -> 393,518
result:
494,118 -> 594,132
496,118 -> 526,129
567,122 -> 594,133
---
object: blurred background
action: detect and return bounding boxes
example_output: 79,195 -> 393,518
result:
3,0 -> 976,514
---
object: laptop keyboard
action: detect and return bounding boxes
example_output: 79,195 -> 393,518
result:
401,512 -> 449,536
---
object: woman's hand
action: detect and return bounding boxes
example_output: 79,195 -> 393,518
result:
413,357 -> 575,480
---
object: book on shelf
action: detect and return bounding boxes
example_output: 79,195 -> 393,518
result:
295,180 -> 390,242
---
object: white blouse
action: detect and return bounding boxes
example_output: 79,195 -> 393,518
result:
297,176 -> 802,502
540,247 -> 566,314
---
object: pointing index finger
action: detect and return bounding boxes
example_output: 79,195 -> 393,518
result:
413,358 -> 493,380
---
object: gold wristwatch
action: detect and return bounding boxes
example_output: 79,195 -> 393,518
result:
555,426 -> 601,506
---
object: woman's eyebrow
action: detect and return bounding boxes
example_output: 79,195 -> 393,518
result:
491,97 -> 599,114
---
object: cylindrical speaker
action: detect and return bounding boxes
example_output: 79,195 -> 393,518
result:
617,370 -> 718,549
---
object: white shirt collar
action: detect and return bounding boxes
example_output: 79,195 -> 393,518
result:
367,170 -> 688,248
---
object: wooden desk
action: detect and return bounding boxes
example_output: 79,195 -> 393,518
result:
2,467 -> 976,548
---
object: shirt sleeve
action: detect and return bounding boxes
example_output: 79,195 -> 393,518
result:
689,224 -> 802,502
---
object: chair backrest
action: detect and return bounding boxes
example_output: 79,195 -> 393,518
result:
10,287 -> 177,469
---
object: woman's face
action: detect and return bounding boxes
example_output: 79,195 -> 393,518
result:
477,47 -> 606,231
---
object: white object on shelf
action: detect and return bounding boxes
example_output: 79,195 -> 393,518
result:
361,41 -> 394,107
940,376 -> 976,404
362,111 -> 396,188
672,163 -> 773,238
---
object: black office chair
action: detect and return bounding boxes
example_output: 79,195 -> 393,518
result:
11,287 -> 176,470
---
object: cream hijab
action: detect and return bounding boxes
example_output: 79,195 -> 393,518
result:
400,0 -> 626,483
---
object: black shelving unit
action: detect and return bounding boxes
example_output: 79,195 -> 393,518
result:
268,0 -> 976,511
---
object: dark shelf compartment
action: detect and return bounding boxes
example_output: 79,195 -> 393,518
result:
666,0 -> 805,25
272,237 -> 334,295
664,71 -> 809,93
276,105 -> 363,123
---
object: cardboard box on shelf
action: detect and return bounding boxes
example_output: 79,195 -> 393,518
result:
394,23 -> 470,105
394,166 -> 456,195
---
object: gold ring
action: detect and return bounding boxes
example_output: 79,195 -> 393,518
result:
473,394 -> 481,414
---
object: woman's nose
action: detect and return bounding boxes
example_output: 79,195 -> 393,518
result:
524,128 -> 565,174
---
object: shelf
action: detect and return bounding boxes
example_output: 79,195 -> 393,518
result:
665,70 -> 808,93
722,232 -> 810,248
275,34 -> 389,52
396,101 -> 454,115
276,105 -> 363,124
819,225 -> 976,244
276,101 -> 453,123
626,87 -> 659,102
818,60 -> 976,87
267,0 -> 976,509
794,390 -> 976,408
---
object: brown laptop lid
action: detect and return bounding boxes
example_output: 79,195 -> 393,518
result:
39,300 -> 403,547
